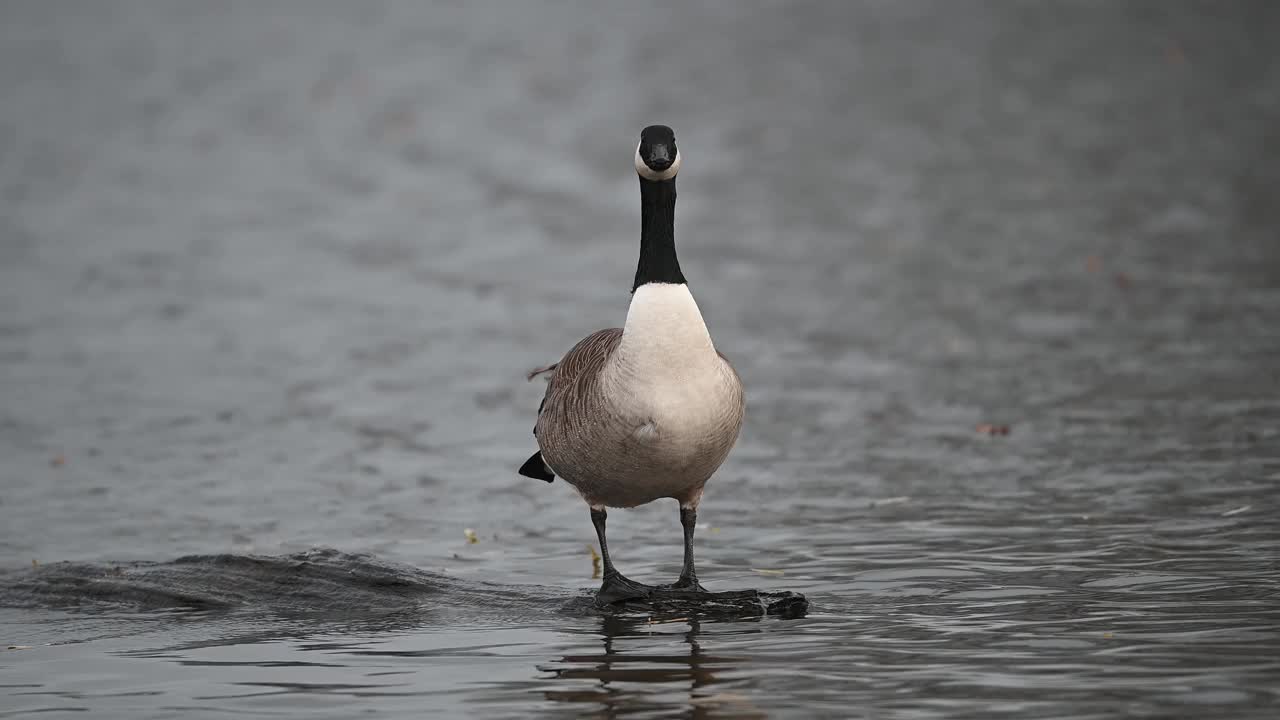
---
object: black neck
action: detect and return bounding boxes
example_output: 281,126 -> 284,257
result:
632,176 -> 685,292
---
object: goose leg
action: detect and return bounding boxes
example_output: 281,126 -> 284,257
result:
670,505 -> 708,592
592,507 -> 651,604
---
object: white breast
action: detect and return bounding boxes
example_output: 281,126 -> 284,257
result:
615,284 -> 715,375
605,283 -> 734,432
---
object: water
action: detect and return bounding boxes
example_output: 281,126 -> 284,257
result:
2,1 -> 1278,717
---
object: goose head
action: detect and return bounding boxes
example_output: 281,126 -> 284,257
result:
635,125 -> 681,182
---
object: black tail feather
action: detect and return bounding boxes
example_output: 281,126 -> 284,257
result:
518,451 -> 555,483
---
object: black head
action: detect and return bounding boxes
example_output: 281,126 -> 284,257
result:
635,125 -> 680,181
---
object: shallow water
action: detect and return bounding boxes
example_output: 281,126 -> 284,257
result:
2,1 -> 1279,717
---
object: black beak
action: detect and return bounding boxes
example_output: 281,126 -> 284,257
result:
645,144 -> 673,172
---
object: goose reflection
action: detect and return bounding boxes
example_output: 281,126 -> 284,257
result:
539,616 -> 766,719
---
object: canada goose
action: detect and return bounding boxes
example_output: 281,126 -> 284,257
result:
519,125 -> 745,605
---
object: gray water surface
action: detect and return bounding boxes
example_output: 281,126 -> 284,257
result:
2,1 -> 1279,718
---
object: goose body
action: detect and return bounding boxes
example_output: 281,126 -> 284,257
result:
519,125 -> 744,602
534,284 -> 744,508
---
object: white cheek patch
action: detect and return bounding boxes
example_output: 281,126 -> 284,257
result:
634,145 -> 681,181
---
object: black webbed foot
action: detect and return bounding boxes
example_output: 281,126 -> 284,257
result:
595,573 -> 653,606
655,577 -> 708,594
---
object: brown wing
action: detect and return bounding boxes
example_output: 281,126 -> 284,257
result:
716,349 -> 739,379
529,328 -> 623,437
716,348 -> 746,420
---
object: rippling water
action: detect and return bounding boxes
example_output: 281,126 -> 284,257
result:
2,1 -> 1278,717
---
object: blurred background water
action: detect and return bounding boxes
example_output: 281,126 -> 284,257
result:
1,1 -> 1278,718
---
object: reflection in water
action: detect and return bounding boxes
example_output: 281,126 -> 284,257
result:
540,616 -> 765,719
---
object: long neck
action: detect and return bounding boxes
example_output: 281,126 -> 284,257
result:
632,177 -> 685,291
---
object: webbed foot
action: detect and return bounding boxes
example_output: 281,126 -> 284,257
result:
655,577 -> 708,594
595,574 -> 653,606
